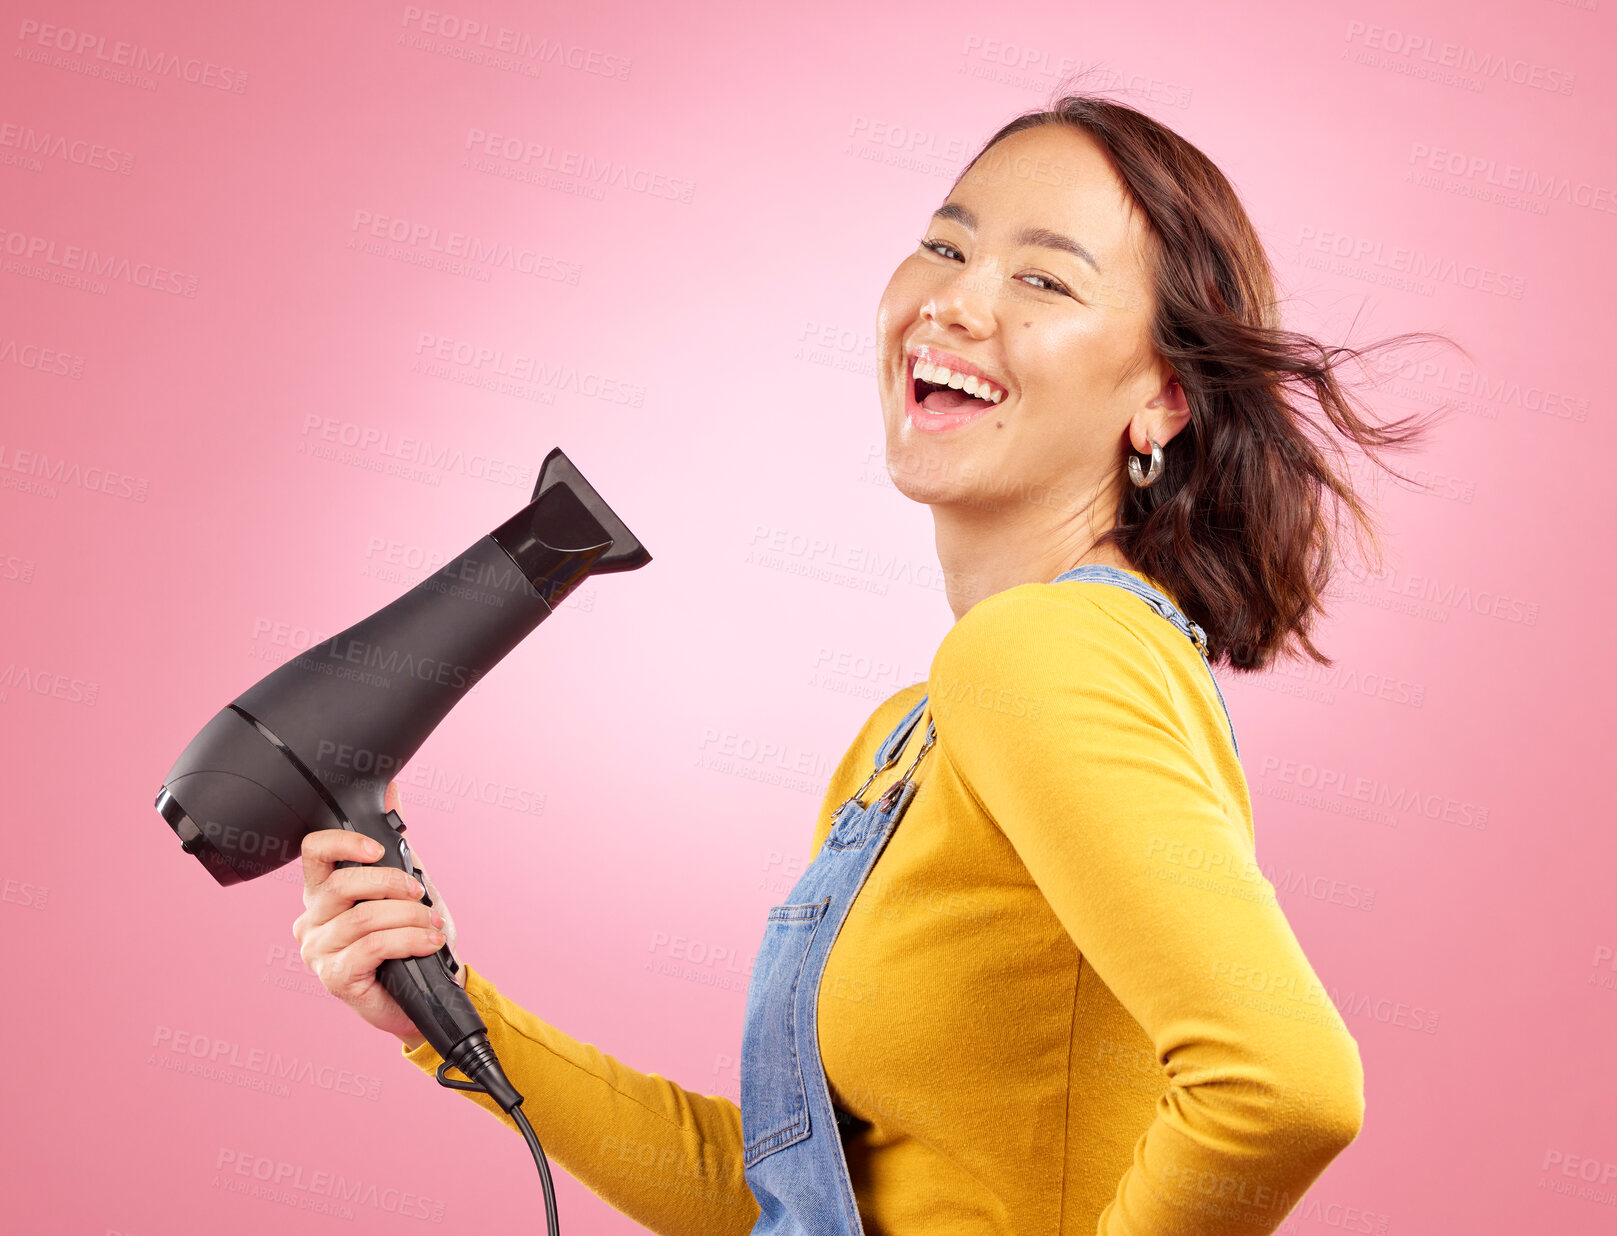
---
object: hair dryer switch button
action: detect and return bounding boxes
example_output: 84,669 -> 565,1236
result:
384,809 -> 406,834
394,838 -> 431,905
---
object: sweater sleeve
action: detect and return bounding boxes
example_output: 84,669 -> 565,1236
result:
400,966 -> 761,1235
926,585 -> 1365,1236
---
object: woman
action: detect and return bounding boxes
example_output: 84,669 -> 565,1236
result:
293,92 -> 1448,1235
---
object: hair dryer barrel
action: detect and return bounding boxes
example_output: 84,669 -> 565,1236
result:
155,447 -> 650,884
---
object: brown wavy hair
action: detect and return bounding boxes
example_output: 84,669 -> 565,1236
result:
955,84 -> 1466,672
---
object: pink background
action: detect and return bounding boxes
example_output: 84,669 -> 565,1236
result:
3,0 -> 1613,1232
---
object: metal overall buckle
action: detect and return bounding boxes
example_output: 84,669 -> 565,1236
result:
871,715 -> 935,824
842,710 -> 935,825
831,708 -> 936,836
1187,619 -> 1209,657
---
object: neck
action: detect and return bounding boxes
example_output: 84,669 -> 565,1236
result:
933,495 -> 1134,623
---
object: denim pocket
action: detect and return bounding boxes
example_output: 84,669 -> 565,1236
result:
740,898 -> 830,1168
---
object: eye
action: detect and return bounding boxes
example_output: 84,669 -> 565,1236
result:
1018,272 -> 1072,296
917,238 -> 1073,298
919,237 -> 963,261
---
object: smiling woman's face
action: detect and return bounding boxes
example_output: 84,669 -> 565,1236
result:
876,123 -> 1173,518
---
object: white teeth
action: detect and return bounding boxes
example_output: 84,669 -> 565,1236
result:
910,356 -> 1005,404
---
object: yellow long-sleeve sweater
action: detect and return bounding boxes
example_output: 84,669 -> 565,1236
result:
403,568 -> 1366,1234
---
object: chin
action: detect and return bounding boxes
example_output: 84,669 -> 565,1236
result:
884,457 -> 941,505
882,438 -> 975,509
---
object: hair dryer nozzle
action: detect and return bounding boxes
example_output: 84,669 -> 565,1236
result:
529,447 -> 651,576
489,447 -> 652,610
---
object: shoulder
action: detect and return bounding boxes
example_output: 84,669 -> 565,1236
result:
925,583 -> 1220,828
928,580 -> 1175,720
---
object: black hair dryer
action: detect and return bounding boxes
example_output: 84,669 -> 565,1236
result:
153,446 -> 649,1220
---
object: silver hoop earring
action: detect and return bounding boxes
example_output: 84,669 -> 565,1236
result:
1128,438 -> 1164,488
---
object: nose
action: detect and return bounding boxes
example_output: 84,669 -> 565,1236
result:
919,259 -> 995,339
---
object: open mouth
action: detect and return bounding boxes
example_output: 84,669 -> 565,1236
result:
910,356 -> 1006,415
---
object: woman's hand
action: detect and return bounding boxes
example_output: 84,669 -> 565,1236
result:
291,781 -> 456,1051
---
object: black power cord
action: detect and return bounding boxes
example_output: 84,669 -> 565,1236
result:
438,1060 -> 561,1236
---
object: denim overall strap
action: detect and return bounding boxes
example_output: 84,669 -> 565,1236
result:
1049,563 -> 1240,758
873,693 -> 929,768
740,697 -> 932,1235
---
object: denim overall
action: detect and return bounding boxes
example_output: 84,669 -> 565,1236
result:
738,564 -> 1239,1234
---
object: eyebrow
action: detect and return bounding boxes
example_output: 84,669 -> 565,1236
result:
930,201 -> 1102,275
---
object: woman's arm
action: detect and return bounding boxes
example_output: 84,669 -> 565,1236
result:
401,967 -> 761,1236
928,585 -> 1365,1236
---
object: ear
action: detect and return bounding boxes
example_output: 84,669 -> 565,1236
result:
1128,374 -> 1192,454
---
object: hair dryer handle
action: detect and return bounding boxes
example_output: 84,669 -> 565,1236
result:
335,813 -> 481,1053
334,808 -> 524,1112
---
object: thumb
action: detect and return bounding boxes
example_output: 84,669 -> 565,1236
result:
384,779 -> 401,814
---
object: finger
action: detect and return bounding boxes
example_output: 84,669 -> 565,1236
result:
320,896 -> 442,957
385,779 -> 401,814
304,863 -> 423,926
301,828 -> 384,895
324,927 -> 446,1001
